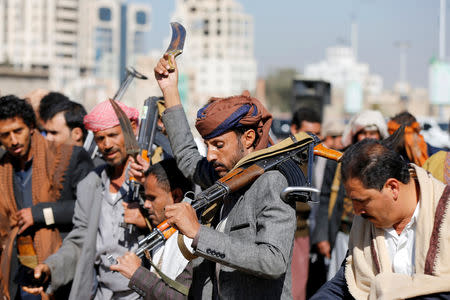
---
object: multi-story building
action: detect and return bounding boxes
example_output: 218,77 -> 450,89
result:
90,0 -> 150,86
0,0 -> 151,107
168,0 -> 257,117
0,0 -> 84,91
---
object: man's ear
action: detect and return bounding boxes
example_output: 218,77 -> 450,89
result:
242,129 -> 256,150
131,120 -> 138,135
70,127 -> 83,145
171,187 -> 183,203
385,178 -> 400,200
290,124 -> 298,134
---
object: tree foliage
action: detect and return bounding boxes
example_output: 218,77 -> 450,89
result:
265,68 -> 298,112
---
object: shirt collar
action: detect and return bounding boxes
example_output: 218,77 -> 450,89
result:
409,200 -> 420,228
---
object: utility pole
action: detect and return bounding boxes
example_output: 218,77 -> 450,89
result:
351,15 -> 358,60
440,0 -> 446,61
394,41 -> 411,83
394,41 -> 411,103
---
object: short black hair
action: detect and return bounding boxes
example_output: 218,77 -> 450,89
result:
39,92 -> 71,122
144,158 -> 193,197
0,95 -> 36,128
341,139 -> 411,190
39,93 -> 88,142
391,111 -> 416,127
65,102 -> 88,142
291,107 -> 321,128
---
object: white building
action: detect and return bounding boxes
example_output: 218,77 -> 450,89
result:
0,0 -> 151,105
90,0 -> 151,86
304,45 -> 383,96
0,0 -> 86,91
169,0 -> 257,111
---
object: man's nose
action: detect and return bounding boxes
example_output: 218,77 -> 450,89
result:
143,200 -> 152,210
206,149 -> 217,162
45,134 -> 55,142
352,202 -> 364,215
103,137 -> 113,149
10,133 -> 18,145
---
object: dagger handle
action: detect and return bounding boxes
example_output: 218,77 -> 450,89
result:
166,49 -> 183,71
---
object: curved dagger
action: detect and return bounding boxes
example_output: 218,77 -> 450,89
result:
109,99 -> 140,157
165,22 -> 186,70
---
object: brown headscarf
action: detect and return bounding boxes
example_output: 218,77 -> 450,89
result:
388,120 -> 428,166
195,92 -> 273,150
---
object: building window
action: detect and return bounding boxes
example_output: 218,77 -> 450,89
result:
99,7 -> 111,21
136,11 -> 147,25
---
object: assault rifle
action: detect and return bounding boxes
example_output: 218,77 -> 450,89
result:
110,96 -> 164,233
136,96 -> 163,164
108,133 -> 343,263
111,22 -> 186,233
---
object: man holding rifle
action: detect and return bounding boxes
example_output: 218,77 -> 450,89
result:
23,100 -> 148,299
153,54 -> 296,299
110,158 -> 194,299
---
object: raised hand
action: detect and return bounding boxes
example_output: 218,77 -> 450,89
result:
154,54 -> 178,93
154,54 -> 181,108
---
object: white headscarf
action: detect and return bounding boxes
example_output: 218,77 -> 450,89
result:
342,110 -> 389,147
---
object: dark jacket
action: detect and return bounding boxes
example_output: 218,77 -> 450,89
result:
28,146 -> 94,239
7,145 -> 93,299
312,160 -> 346,249
312,265 -> 450,300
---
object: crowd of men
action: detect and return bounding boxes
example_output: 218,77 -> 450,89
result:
0,52 -> 449,300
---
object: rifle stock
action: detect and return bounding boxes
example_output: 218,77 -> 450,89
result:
219,164 -> 265,192
313,143 -> 342,162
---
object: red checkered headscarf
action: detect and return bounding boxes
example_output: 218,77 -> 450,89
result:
84,99 -> 139,132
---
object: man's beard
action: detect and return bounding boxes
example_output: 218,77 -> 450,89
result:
228,138 -> 246,170
212,139 -> 246,176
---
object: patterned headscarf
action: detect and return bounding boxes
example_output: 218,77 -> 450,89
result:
387,120 -> 428,166
195,92 -> 273,150
84,99 -> 139,132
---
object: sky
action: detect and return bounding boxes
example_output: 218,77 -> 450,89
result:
135,0 -> 446,89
